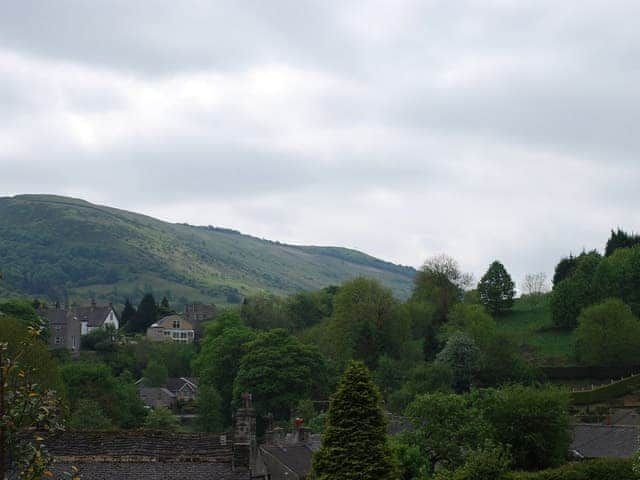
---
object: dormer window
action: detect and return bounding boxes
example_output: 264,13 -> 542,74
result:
173,319 -> 180,329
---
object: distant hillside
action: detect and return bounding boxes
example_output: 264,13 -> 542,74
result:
0,195 -> 416,306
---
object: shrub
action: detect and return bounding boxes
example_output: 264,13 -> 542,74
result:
507,458 -> 634,480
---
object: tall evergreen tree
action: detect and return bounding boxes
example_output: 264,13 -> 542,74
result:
477,261 -> 515,316
130,293 -> 157,333
605,228 -> 640,257
120,298 -> 136,331
313,361 -> 398,480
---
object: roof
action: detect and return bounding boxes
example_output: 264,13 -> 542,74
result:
74,305 -> 115,327
571,424 -> 639,459
166,377 -> 199,393
39,308 -> 70,325
139,387 -> 175,408
49,462 -> 248,480
152,314 -> 195,330
260,444 -> 313,477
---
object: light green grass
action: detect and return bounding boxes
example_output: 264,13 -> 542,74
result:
496,296 -> 576,366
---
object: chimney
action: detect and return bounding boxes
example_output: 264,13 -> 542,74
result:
91,298 -> 96,309
233,393 -> 256,473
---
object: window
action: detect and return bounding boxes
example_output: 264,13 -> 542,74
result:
164,331 -> 170,336
72,336 -> 77,349
54,337 -> 62,345
54,325 -> 63,331
172,319 -> 181,329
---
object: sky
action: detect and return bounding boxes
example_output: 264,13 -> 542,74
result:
2,0 -> 640,287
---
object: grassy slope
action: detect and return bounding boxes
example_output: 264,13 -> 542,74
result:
496,296 -> 576,366
0,195 -> 415,306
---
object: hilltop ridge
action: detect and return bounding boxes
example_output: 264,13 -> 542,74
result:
0,195 -> 415,305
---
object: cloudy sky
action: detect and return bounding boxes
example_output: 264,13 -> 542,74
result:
2,0 -> 639,285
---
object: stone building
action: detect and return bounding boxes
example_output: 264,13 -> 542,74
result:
146,314 -> 195,343
41,308 -> 81,353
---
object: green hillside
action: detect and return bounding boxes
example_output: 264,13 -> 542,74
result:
0,195 -> 415,306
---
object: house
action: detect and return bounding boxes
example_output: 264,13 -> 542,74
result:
147,314 -> 195,343
40,308 -> 81,353
137,377 -> 199,408
184,303 -> 217,339
75,299 -> 119,334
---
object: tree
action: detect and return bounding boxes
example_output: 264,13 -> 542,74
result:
233,329 -> 327,420
480,385 -> 571,470
195,384 -> 224,433
403,392 -> 485,472
119,298 -> 136,331
0,329 -> 65,480
551,251 -> 602,328
521,273 -> 549,306
143,359 -> 168,387
411,255 -> 471,326
312,361 -> 398,480
477,261 -> 515,316
144,407 -> 179,431
552,255 -> 578,286
443,441 -> 511,480
575,299 -> 640,366
592,245 -> 640,316
240,292 -> 289,331
388,362 -> 453,413
605,228 -> 640,256
192,314 -> 255,422
157,296 -> 176,318
70,400 -> 114,431
126,293 -> 157,333
436,332 -> 480,393
328,277 -> 408,369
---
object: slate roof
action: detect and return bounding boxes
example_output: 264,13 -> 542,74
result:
43,431 -> 248,480
50,462 -> 248,480
260,444 -> 313,477
74,305 -> 115,327
571,424 -> 639,459
39,308 -> 70,325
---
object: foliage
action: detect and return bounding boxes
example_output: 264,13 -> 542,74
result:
575,298 -> 640,366
402,300 -> 438,360
605,228 -> 640,257
552,255 -> 578,286
439,441 -> 512,480
388,362 -> 453,413
233,329 -> 327,420
403,392 -> 486,472
391,434 -> 431,480
478,261 -> 515,316
119,298 -> 136,330
436,332 -> 481,392
327,277 -> 409,369
411,254 -> 469,326
480,385 -> 572,470
240,292 -> 288,330
313,361 -> 398,480
126,293 -> 158,333
195,384 -> 224,433
550,251 -> 601,329
61,362 -> 147,429
193,313 -> 255,422
507,458 -> 633,480
0,330 -> 65,480
143,359 -> 169,387
81,325 -> 116,352
69,399 -> 114,431
144,407 -> 179,431
592,245 -> 640,316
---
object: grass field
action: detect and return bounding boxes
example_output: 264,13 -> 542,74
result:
496,296 -> 576,366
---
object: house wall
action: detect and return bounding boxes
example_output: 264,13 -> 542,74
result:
49,317 -> 81,352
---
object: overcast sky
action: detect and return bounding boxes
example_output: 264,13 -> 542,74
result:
2,0 -> 639,286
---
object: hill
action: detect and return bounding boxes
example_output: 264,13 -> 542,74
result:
0,195 -> 416,306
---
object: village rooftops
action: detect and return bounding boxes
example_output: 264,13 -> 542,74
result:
570,423 -> 639,459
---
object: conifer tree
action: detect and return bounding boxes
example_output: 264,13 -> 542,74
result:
120,298 -> 136,331
313,361 -> 398,480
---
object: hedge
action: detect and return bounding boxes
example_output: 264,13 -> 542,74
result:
508,458 -> 635,480
571,374 -> 640,405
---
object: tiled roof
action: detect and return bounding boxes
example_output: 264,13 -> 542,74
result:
571,424 -> 639,459
39,309 -> 71,325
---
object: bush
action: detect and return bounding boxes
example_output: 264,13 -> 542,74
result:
144,407 -> 179,431
575,299 -> 640,366
507,458 -> 634,480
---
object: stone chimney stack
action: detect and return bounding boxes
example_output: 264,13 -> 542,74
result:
233,392 -> 256,473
